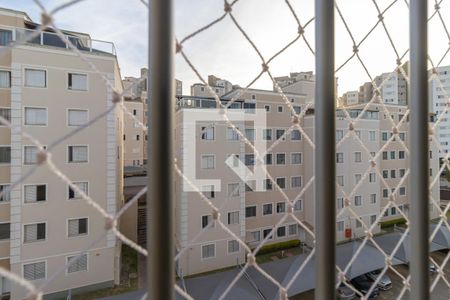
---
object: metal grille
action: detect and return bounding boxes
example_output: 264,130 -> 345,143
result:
0,0 -> 446,300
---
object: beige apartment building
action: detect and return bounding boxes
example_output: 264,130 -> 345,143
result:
174,86 -> 440,276
0,8 -> 123,299
123,96 -> 146,167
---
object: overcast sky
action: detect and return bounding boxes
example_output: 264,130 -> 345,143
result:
1,0 -> 449,95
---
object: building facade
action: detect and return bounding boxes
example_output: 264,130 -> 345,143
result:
430,65 -> 450,157
174,88 -> 440,277
0,8 -> 123,299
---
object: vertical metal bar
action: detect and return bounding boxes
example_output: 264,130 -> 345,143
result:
147,0 -> 174,299
409,0 -> 429,299
315,0 -> 335,299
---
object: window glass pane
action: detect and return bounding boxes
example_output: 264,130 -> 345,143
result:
0,70 -> 10,88
68,109 -> 88,126
0,108 -> 11,125
68,73 -> 87,91
0,146 -> 11,163
25,69 -> 46,87
0,223 -> 10,240
0,29 -> 12,46
25,107 -> 47,125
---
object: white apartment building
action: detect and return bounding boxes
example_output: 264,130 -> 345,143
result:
123,97 -> 146,167
190,75 -> 233,97
0,8 -> 123,299
273,71 -> 315,103
174,85 -> 441,276
430,65 -> 450,157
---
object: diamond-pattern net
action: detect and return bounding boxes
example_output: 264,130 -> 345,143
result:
0,0 -> 447,299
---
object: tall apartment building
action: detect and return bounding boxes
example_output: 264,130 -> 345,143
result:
430,65 -> 450,157
0,8 -> 123,299
174,88 -> 440,276
190,75 -> 233,97
273,71 -> 315,103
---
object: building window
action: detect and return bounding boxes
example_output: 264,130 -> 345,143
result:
355,130 -> 361,139
201,155 -> 215,169
24,146 -> 41,165
277,226 -> 286,237
291,176 -> 302,188
276,202 -> 286,213
264,179 -> 273,190
263,228 -> 273,239
354,196 -> 362,206
355,174 -> 362,184
277,105 -> 283,113
355,219 -> 362,228
265,153 -> 272,165
276,153 -> 286,165
0,223 -> 10,240
201,215 -> 213,228
133,109 -> 137,116
228,240 -> 239,253
276,177 -> 286,189
382,151 -> 388,160
391,169 -> 396,178
68,182 -> 88,200
399,151 -> 405,159
288,224 -> 298,236
370,215 -> 377,225
264,105 -> 271,112
227,127 -> 239,140
0,70 -> 10,88
68,218 -> 88,237
337,198 -> 344,210
382,170 -> 389,179
263,203 -> 273,215
68,73 -> 87,91
247,230 -> 261,242
276,129 -> 285,140
291,152 -> 302,164
429,150 -> 433,159
0,29 -> 13,46
399,132 -> 406,141
24,223 -> 46,243
336,153 -> 344,163
68,109 -> 88,126
399,169 -> 406,177
245,180 -> 255,192
244,128 -> 255,141
245,154 -> 255,166
68,146 -> 88,163
263,129 -> 272,140
294,199 -> 302,211
0,184 -> 10,202
354,152 -> 362,163
337,176 -> 344,186
201,244 -> 215,259
23,262 -> 46,281
24,184 -> 46,203
369,172 -> 376,183
136,135 -> 140,141
399,187 -> 406,196
227,183 -> 240,197
202,185 -> 215,199
369,130 -> 376,141
337,221 -> 344,232
383,189 -> 389,198
336,130 -> 344,142
390,151 -> 396,159
24,107 -> 47,126
291,129 -> 301,140
201,126 -> 214,140
391,207 -> 396,215
0,146 -> 10,164
382,132 -> 388,141
246,206 -> 257,218
370,194 -> 377,204
227,211 -> 239,225
67,254 -> 88,273
25,69 -> 46,88
0,108 -> 11,126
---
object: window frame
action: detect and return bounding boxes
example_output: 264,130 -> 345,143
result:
23,106 -> 48,127
66,72 -> 89,91
66,253 -> 89,275
67,145 -> 89,164
23,222 -> 47,244
22,260 -> 47,281
23,183 -> 47,204
67,108 -> 89,127
23,67 -> 47,89
67,217 -> 89,238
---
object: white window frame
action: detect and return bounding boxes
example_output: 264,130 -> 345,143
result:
0,183 -> 10,203
276,152 -> 286,165
67,217 -> 89,238
66,253 -> 89,275
23,106 -> 48,126
0,106 -> 11,127
23,183 -> 47,204
23,67 -> 47,88
67,181 -> 89,200
0,69 -> 11,89
201,242 -> 216,260
227,211 -> 240,225
23,221 -> 47,244
0,145 -> 10,165
275,177 -> 286,189
67,72 -> 89,91
22,260 -> 47,281
227,183 -> 240,197
67,108 -> 89,127
291,152 -> 302,165
67,145 -> 89,164
291,176 -> 302,188
200,154 -> 215,170
245,205 -> 257,218
262,203 -> 273,216
227,239 -> 240,255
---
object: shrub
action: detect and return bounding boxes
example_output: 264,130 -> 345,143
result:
255,239 -> 301,256
380,217 -> 406,229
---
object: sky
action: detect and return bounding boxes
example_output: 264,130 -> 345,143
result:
1,0 -> 449,95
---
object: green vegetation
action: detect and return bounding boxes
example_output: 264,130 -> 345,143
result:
255,239 -> 301,256
380,217 -> 407,229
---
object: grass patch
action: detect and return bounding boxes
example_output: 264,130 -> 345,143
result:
380,217 -> 407,229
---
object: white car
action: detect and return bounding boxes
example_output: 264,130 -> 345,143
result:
367,270 -> 392,290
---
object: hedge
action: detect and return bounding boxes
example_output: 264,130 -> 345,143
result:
380,217 -> 407,229
255,239 -> 301,256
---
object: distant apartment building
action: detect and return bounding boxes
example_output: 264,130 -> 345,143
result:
122,70 -> 181,167
430,65 -> 450,157
342,65 -> 409,106
174,88 -> 440,276
0,8 -> 123,299
190,75 -> 233,97
273,71 -> 315,102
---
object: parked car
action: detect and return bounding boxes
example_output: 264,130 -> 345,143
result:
367,270 -> 392,290
337,284 -> 356,299
350,274 -> 380,299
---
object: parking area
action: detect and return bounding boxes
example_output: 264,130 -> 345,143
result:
293,250 -> 449,299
